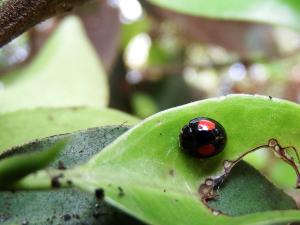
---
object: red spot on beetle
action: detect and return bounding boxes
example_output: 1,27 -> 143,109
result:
198,120 -> 216,131
198,144 -> 215,156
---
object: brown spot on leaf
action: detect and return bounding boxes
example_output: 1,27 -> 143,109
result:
169,169 -> 175,176
51,174 -> 63,188
118,187 -> 125,197
48,115 -> 54,121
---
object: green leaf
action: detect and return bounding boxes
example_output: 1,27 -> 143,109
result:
269,158 -> 296,188
0,107 -> 139,153
0,126 -> 144,225
148,0 -> 300,30
19,94 -> 300,225
0,16 -> 108,114
0,140 -> 66,187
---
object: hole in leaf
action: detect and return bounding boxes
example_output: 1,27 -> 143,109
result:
206,161 -> 298,216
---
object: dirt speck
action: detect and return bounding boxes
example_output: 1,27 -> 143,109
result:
51,174 -> 63,188
92,211 -> 100,219
58,161 -> 66,170
73,214 -> 80,219
62,214 -> 71,221
95,188 -> 104,200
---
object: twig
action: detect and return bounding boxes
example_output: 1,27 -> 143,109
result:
0,0 -> 95,47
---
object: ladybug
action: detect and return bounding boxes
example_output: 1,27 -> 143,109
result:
179,117 -> 226,158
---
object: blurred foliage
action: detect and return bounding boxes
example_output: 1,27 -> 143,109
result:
121,18 -> 151,48
0,17 -> 108,113
131,92 -> 158,118
0,35 -> 29,69
148,0 -> 300,30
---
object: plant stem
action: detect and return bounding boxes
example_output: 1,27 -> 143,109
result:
0,0 -> 95,47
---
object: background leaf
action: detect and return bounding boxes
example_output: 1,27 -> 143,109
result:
0,107 -> 139,153
0,140 -> 66,187
0,16 -> 109,114
148,0 -> 300,30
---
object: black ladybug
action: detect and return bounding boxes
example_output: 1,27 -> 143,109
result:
179,117 -> 226,158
